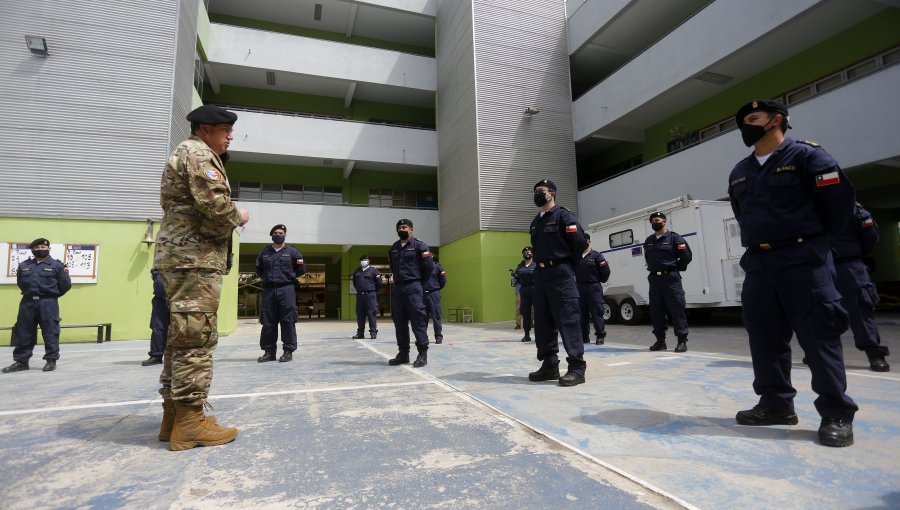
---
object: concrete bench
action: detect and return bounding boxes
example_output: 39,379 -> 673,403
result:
2,323 -> 112,346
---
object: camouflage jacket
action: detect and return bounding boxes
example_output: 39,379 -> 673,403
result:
154,136 -> 242,272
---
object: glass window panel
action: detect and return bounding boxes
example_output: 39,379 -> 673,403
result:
261,183 -> 282,202
609,230 -> 634,249
304,185 -> 323,203
814,73 -> 842,94
324,186 -> 342,204
786,87 -> 812,105
846,59 -> 877,80
699,126 -> 717,139
883,47 -> 900,66
283,184 -> 303,203
718,118 -> 737,131
239,182 -> 260,201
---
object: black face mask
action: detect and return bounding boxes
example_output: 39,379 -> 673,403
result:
397,231 -> 410,241
533,192 -> 548,207
523,252 -> 532,260
271,235 -> 285,244
651,223 -> 664,232
740,123 -> 769,147
32,249 -> 50,259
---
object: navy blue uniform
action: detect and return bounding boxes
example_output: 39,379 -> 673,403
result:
424,263 -> 446,341
352,265 -> 383,337
833,204 -> 887,358
643,230 -> 692,342
149,268 -> 169,358
529,206 -> 588,375
256,244 -> 306,355
514,261 -> 537,334
728,138 -> 857,421
388,238 -> 435,354
576,250 -> 611,341
12,257 -> 72,362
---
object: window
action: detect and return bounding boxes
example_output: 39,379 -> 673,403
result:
283,184 -> 303,203
883,47 -> 900,66
609,229 -> 634,249
814,73 -> 842,94
367,188 -> 438,209
304,185 -> 324,204
261,183 -> 282,202
846,59 -> 877,80
232,182 -> 341,205
786,86 -> 812,105
324,186 -> 342,204
237,182 -> 260,201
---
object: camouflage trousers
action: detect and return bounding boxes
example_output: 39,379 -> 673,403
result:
157,269 -> 223,405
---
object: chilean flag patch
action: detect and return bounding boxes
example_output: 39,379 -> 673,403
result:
296,259 -> 304,264
861,218 -> 874,228
816,171 -> 840,187
677,243 -> 687,250
422,251 -> 431,258
565,224 -> 578,233
598,260 -> 607,266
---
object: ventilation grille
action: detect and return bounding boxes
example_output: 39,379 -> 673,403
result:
266,71 -> 276,86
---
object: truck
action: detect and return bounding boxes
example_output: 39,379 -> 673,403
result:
586,195 -> 746,325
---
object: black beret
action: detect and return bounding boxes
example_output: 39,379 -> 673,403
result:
30,238 -> 50,249
649,212 -> 667,221
534,179 -> 557,192
396,218 -> 413,229
186,104 -> 238,125
584,233 -> 591,240
270,224 -> 287,235
735,99 -> 789,128
359,254 -> 369,261
522,246 -> 533,253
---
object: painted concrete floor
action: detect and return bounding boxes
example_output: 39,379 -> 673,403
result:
1,315 -> 898,510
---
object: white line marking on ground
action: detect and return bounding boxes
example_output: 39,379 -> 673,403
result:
358,340 -> 700,510
656,356 -> 679,361
606,362 -> 632,367
0,381 -> 435,417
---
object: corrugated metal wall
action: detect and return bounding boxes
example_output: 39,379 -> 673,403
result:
436,0 -> 480,244
0,0 -> 196,221
170,0 -> 199,152
473,0 -> 578,231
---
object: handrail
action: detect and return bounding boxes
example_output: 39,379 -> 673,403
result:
218,104 -> 435,131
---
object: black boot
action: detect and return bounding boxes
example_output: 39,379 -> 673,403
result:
521,333 -> 532,342
595,335 -> 605,345
528,363 -> 560,382
818,417 -> 854,447
867,352 -> 890,372
649,339 -> 667,351
2,361 -> 29,373
278,351 -> 293,362
352,332 -> 365,339
142,356 -> 163,366
558,371 -> 585,387
388,352 -> 410,365
435,337 -> 443,345
412,352 -> 427,368
674,337 -> 688,353
42,360 -> 56,372
257,352 -> 276,363
735,404 -> 798,426
370,331 -> 377,339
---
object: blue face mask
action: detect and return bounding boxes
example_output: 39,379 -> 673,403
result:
272,235 -> 285,244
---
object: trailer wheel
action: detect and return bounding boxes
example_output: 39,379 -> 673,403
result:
619,298 -> 643,326
602,302 -> 617,324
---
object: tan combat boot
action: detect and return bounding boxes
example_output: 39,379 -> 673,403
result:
159,399 -> 217,441
169,402 -> 237,451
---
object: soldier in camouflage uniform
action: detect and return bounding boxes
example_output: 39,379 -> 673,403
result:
154,104 -> 249,451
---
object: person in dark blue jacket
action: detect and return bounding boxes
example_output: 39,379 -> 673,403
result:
388,219 -> 435,367
424,259 -> 447,344
513,247 -> 537,342
352,254 -> 383,340
728,99 -> 857,447
527,179 -> 588,387
644,212 -> 692,352
256,224 -> 306,363
142,267 -> 169,366
833,203 -> 888,372
3,238 -> 72,373
576,234 -> 611,345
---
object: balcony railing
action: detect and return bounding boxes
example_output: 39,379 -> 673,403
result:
218,104 -> 435,131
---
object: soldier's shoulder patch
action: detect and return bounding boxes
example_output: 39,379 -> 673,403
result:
798,140 -> 821,148
203,167 -> 222,182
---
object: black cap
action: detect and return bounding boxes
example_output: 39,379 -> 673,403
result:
396,218 -> 413,229
735,99 -> 790,128
534,179 -> 557,192
649,212 -> 667,221
270,224 -> 287,235
30,238 -> 50,249
522,246 -> 533,253
186,104 -> 238,125
584,233 -> 591,240
359,254 -> 369,261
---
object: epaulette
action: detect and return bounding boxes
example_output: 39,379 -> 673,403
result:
797,140 -> 821,148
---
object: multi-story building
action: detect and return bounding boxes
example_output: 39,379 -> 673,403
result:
2,0 -> 897,340
571,0 -> 900,285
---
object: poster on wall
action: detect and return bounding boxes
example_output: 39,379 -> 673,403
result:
0,242 -> 99,284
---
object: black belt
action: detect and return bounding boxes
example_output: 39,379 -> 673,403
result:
27,295 -> 52,300
649,270 -> 673,276
357,291 -> 372,295
751,234 -> 818,251
395,280 -> 419,285
264,282 -> 293,288
537,259 -> 569,268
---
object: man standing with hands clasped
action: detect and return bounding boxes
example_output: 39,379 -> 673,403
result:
388,219 -> 435,368
256,224 -> 306,363
728,99 -> 857,447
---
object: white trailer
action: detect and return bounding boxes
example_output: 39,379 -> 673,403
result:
586,195 -> 746,325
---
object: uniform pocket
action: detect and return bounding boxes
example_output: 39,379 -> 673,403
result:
858,283 -> 879,310
806,286 -> 849,339
768,172 -> 800,187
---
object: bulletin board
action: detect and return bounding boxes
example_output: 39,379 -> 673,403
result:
0,242 -> 99,284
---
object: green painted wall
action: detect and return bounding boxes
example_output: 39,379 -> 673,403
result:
440,231 -> 531,323
0,217 -> 239,343
204,85 -> 435,127
209,13 -> 435,57
225,162 -> 437,205
192,86 -> 203,109
197,1 -> 211,59
583,9 -> 900,175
